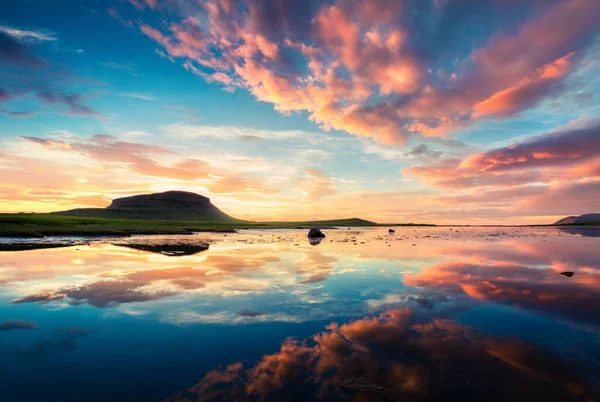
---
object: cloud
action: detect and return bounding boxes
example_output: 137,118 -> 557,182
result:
0,30 -> 105,119
237,310 -> 266,317
0,87 -> 10,101
473,53 -> 575,117
0,320 -> 39,331
100,61 -> 139,75
0,25 -> 57,43
405,118 -> 600,213
128,0 -> 158,11
295,169 -> 338,201
35,90 -> 105,119
362,141 -> 445,161
18,134 -> 214,180
165,307 -> 597,401
297,273 -> 328,284
161,123 -> 308,141
0,109 -> 38,118
460,121 -> 600,173
134,0 -> 600,144
0,31 -> 49,68
120,93 -> 155,101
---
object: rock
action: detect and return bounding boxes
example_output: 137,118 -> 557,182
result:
560,271 -> 574,277
308,228 -> 326,238
388,229 -> 395,234
309,237 -> 323,246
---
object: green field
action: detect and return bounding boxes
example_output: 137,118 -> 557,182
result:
0,213 -> 433,238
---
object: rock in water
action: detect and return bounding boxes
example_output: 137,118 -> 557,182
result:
560,271 -> 574,277
309,237 -> 323,246
308,228 -> 326,238
389,229 -> 395,234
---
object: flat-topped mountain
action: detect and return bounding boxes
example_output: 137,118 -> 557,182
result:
554,213 -> 600,225
55,191 -> 236,221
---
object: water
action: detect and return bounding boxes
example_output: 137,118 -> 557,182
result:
0,227 -> 599,401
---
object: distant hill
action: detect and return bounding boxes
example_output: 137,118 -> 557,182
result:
554,213 -> 600,225
54,191 -> 237,221
554,216 -> 578,225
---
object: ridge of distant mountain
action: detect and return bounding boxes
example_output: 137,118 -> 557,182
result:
554,213 -> 600,225
554,216 -> 578,225
54,191 -> 237,221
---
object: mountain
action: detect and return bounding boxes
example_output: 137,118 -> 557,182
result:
554,213 -> 600,225
54,191 -> 237,221
554,216 -> 578,225
573,213 -> 600,224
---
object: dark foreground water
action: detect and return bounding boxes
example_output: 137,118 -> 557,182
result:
0,227 -> 599,401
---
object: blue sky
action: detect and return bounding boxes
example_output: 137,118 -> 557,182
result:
1,0 -> 599,224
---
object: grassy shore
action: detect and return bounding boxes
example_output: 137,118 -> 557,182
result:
0,214 -> 433,238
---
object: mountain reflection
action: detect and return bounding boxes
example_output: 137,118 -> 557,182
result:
165,307 -> 597,402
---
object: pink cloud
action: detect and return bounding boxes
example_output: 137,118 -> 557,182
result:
134,0 -> 600,143
473,53 -> 575,117
402,119 -> 600,215
407,120 -> 600,189
460,121 -> 600,172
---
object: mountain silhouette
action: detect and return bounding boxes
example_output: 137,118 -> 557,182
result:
54,191 -> 236,221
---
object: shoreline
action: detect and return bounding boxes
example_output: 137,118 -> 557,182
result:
0,213 -> 597,241
0,213 -> 433,239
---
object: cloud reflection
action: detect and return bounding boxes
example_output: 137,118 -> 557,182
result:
165,308 -> 598,402
3,228 -> 599,328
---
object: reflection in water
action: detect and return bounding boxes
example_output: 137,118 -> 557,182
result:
166,308 -> 596,402
0,227 -> 599,401
308,236 -> 324,246
4,327 -> 93,359
558,226 -> 600,237
113,241 -> 209,256
405,260 -> 600,325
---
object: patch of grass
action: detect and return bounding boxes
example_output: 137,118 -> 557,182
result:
0,214 -> 433,238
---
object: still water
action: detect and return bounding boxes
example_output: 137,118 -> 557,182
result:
0,227 -> 599,401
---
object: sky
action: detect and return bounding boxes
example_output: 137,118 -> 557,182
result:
0,0 -> 599,224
